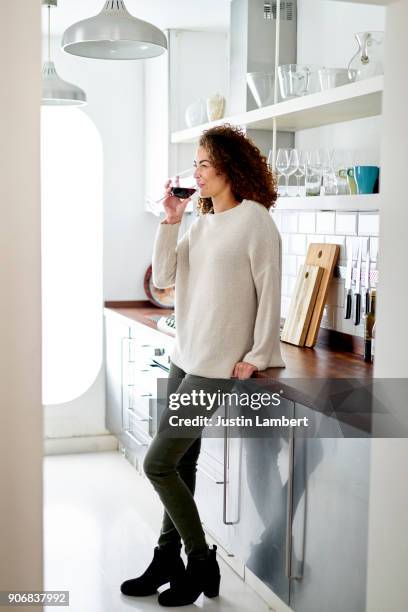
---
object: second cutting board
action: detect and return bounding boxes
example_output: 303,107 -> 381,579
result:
281,264 -> 324,346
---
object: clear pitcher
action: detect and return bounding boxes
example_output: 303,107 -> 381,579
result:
348,31 -> 384,81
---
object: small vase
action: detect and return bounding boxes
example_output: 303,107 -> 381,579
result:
206,94 -> 225,122
185,99 -> 207,128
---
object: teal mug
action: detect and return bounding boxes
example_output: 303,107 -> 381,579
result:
354,165 -> 380,194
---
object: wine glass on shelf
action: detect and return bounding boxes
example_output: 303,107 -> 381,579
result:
294,150 -> 307,197
276,148 -> 290,197
287,149 -> 299,197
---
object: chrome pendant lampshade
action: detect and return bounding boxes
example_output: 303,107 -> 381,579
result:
42,1 -> 87,106
61,0 -> 168,60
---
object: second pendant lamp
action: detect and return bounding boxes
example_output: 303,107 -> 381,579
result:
42,0 -> 87,106
62,0 -> 168,60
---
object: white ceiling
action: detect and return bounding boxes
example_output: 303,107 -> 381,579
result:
43,0 -> 231,37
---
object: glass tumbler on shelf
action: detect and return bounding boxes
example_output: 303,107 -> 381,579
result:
305,150 -> 322,197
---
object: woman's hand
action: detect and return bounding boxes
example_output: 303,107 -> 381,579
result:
231,361 -> 258,380
162,177 -> 192,224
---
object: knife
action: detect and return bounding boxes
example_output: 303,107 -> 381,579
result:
354,238 -> 362,325
344,241 -> 353,319
365,242 -> 371,314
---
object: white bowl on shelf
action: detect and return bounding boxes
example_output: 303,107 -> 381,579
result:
246,72 -> 275,107
185,99 -> 207,128
318,68 -> 357,91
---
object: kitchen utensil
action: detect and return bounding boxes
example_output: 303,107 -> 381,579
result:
278,64 -> 320,99
344,242 -> 353,319
318,67 -> 357,91
365,244 -> 371,314
348,31 -> 384,81
144,264 -> 175,308
304,243 -> 340,347
185,99 -> 207,127
354,166 -> 380,194
281,264 -> 324,346
206,93 -> 225,121
354,239 -> 362,325
246,72 -> 275,107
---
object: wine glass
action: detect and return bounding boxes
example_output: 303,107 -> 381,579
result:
294,150 -> 307,197
276,148 -> 290,196
287,149 -> 299,197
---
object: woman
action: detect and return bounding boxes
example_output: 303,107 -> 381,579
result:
120,124 -> 285,607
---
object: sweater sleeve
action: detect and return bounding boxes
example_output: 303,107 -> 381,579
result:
242,219 -> 285,371
151,220 -> 183,288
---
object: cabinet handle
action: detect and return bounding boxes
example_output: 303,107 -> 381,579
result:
285,403 -> 305,581
222,401 -> 239,526
285,403 -> 295,579
124,429 -> 149,446
126,407 -> 151,421
197,464 -> 224,485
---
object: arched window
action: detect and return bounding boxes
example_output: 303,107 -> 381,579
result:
41,107 -> 103,405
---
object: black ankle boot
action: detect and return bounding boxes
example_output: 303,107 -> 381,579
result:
158,545 -> 220,607
120,545 -> 185,597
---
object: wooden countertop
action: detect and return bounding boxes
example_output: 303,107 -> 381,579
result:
105,302 -> 373,433
104,302 -> 372,379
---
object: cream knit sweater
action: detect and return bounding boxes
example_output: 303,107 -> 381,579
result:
152,199 -> 285,378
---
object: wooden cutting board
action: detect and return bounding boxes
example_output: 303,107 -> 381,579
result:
304,243 -> 340,347
281,264 -> 324,346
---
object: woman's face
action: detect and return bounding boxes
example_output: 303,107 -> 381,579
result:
193,146 -> 230,199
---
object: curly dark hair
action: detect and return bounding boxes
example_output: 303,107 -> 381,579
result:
196,124 -> 277,215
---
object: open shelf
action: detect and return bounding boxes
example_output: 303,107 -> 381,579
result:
171,76 -> 383,144
273,194 -> 381,212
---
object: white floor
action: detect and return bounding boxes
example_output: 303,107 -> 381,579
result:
44,450 -> 272,612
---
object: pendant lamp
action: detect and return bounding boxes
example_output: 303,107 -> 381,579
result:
42,1 -> 87,106
61,0 -> 167,60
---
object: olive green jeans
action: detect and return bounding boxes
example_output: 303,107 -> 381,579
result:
143,360 -> 235,557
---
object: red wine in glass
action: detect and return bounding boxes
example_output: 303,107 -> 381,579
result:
171,187 -> 197,199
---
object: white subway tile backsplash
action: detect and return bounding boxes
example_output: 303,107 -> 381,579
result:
282,255 -> 298,276
316,211 -> 335,234
358,212 -> 380,236
335,212 -> 357,236
281,276 -> 289,297
289,234 -> 307,256
325,235 -> 346,262
281,296 -> 291,318
282,212 -> 298,233
307,234 -> 325,248
297,255 -> 306,269
282,234 -> 290,254
287,275 -> 298,295
298,212 -> 316,234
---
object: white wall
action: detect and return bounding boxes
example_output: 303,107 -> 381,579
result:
366,1 -> 408,610
0,0 -> 43,599
44,35 -> 159,301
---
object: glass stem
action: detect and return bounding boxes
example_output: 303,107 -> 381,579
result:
296,175 -> 301,197
285,175 -> 289,197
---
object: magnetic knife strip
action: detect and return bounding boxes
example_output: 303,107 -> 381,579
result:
335,264 -> 378,285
